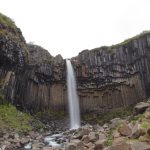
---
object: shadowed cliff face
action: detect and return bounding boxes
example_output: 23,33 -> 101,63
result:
5,44 -> 66,112
0,13 -> 150,113
72,33 -> 150,112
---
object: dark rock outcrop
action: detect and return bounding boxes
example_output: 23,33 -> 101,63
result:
71,32 -> 150,112
1,12 -> 150,113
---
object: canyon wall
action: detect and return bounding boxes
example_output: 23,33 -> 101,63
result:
0,13 -> 150,113
72,35 -> 150,112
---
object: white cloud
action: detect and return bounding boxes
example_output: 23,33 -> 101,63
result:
0,0 -> 150,58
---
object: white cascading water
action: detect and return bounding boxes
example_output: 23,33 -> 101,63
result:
66,59 -> 81,129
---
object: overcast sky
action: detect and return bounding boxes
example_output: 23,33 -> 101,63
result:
0,0 -> 150,58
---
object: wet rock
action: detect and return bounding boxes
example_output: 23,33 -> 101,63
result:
32,142 -> 45,149
20,138 -> 30,145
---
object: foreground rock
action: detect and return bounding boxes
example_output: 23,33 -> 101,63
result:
0,99 -> 150,150
134,102 -> 150,114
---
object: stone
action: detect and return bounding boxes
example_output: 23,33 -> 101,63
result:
99,133 -> 107,141
43,147 -> 53,150
95,139 -> 106,150
118,124 -> 132,136
112,137 -> 126,145
112,130 -> 120,138
20,138 -> 30,145
144,107 -> 150,119
81,135 -> 90,144
76,129 -> 90,139
65,143 -> 76,150
139,136 -> 150,142
104,142 -> 131,150
131,142 -> 150,150
84,142 -> 95,149
110,118 -> 122,129
70,139 -> 84,150
134,102 -> 150,114
147,128 -> 150,136
130,123 -> 144,139
14,133 -> 19,140
88,132 -> 99,142
32,142 -> 45,150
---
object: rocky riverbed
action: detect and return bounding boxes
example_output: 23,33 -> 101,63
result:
0,100 -> 150,150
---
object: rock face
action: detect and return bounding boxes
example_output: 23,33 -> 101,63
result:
1,13 -> 150,113
72,33 -> 150,113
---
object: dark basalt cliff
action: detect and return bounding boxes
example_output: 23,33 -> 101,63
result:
0,13 -> 150,113
72,34 -> 150,113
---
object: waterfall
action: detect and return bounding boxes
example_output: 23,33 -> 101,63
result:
66,59 -> 81,129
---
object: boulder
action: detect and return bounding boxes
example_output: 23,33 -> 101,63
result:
139,136 -> 150,143
95,139 -> 106,150
32,142 -> 45,149
99,133 -> 107,141
112,130 -> 120,138
134,102 -> 150,114
84,142 -> 95,149
118,124 -> 132,136
112,137 -> 126,145
68,139 -> 84,150
65,143 -> 76,150
144,108 -> 150,119
76,129 -> 90,139
131,142 -> 150,150
88,132 -> 99,142
81,135 -> 90,144
104,142 -> 131,150
147,128 -> 150,136
130,123 -> 145,139
109,118 -> 123,129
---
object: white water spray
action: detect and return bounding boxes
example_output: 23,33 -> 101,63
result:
66,59 -> 81,129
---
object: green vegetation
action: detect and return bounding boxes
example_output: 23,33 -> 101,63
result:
105,129 -> 114,146
0,104 -> 32,132
0,91 -> 45,132
141,122 -> 150,130
110,31 -> 150,49
83,107 -> 132,125
35,109 -> 65,122
0,12 -> 16,29
91,30 -> 150,54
